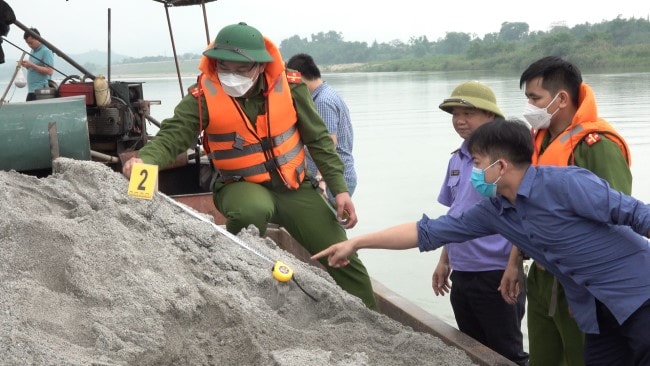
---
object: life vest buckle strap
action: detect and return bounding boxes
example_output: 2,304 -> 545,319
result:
259,137 -> 273,151
233,134 -> 245,150
264,158 -> 279,172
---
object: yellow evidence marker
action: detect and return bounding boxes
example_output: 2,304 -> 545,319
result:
127,163 -> 159,200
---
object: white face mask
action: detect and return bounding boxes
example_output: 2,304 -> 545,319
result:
218,71 -> 258,97
522,93 -> 560,130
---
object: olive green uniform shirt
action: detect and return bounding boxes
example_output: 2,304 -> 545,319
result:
138,77 -> 348,195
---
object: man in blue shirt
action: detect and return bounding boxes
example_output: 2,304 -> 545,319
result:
21,28 -> 53,101
312,118 -> 650,365
434,81 -> 527,365
286,53 -> 357,199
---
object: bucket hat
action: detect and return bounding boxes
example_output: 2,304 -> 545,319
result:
203,22 -> 274,63
439,81 -> 504,117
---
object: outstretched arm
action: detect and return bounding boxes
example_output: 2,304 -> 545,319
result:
311,222 -> 419,268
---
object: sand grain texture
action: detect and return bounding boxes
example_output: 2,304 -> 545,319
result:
0,158 -> 476,366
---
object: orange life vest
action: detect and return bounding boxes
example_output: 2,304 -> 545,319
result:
196,37 -> 305,189
532,83 -> 631,167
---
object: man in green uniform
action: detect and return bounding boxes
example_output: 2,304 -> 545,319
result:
122,22 -> 376,310
502,56 -> 632,365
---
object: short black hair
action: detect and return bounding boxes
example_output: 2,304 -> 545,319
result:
468,118 -> 533,167
286,53 -> 321,81
23,27 -> 40,40
519,56 -> 582,106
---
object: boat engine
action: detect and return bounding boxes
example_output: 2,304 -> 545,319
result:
57,76 -> 150,157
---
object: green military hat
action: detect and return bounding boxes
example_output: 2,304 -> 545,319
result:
203,22 -> 274,63
439,80 -> 504,118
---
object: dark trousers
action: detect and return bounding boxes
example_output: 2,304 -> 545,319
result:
584,299 -> 650,365
450,270 -> 529,366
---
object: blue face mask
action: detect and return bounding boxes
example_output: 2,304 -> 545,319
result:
470,160 -> 502,197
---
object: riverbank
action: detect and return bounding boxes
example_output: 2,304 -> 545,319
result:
101,59 -> 368,78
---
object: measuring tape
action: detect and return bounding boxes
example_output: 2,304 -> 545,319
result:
158,193 -> 295,283
272,261 -> 293,282
126,164 -> 305,287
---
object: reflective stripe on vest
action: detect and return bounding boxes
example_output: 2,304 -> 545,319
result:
206,125 -> 298,159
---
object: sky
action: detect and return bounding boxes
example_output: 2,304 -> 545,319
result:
2,0 -> 649,61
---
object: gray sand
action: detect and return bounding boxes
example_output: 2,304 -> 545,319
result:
0,158 -> 477,365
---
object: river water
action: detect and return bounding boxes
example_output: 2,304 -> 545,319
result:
326,71 -> 650,352
4,70 -> 650,351
147,71 -> 650,352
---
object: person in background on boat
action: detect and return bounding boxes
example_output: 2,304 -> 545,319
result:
312,118 -> 650,365
285,53 -> 357,201
121,22 -> 377,310
433,81 -> 528,365
21,27 -> 53,101
500,56 -> 632,366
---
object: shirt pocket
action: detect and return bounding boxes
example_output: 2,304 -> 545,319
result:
447,172 -> 461,199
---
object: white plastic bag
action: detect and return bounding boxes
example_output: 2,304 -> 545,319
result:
14,67 -> 26,88
94,74 -> 111,106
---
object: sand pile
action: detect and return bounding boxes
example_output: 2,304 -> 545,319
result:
0,158 -> 476,365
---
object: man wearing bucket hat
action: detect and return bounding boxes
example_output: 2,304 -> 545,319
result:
432,81 -> 528,365
122,22 -> 376,309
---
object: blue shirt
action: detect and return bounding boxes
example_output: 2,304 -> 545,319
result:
418,165 -> 650,334
437,141 -> 513,271
306,82 -> 357,195
27,44 -> 53,92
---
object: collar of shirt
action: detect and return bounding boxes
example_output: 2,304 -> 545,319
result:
494,165 -> 536,214
457,140 -> 471,160
516,165 -> 536,199
311,81 -> 327,101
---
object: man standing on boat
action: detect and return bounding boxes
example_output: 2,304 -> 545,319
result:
122,22 -> 377,310
503,56 -> 632,366
433,81 -> 528,365
285,53 -> 357,201
21,27 -> 53,101
312,118 -> 650,365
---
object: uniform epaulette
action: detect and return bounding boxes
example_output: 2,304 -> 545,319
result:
189,86 -> 203,99
451,148 -> 460,155
584,132 -> 601,146
286,71 -> 302,84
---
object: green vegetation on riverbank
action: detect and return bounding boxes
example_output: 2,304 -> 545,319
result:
87,15 -> 650,76
281,16 -> 650,73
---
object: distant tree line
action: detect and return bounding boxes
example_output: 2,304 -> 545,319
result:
119,52 -> 197,65
118,16 -> 650,72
